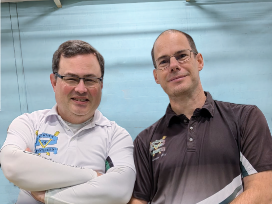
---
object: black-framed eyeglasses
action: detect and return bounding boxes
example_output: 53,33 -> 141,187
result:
54,72 -> 103,87
155,49 -> 198,71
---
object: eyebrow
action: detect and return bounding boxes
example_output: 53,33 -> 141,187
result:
65,73 -> 98,78
156,55 -> 169,62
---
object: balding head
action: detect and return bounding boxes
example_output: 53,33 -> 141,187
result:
151,29 -> 198,68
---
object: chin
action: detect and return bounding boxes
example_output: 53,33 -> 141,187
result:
72,110 -> 89,116
171,87 -> 188,96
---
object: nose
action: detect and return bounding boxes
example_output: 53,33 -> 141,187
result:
169,56 -> 180,72
74,79 -> 87,94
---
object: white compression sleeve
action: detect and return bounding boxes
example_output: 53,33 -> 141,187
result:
1,145 -> 97,191
45,166 -> 136,204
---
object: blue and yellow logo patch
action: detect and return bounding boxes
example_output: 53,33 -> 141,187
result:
35,131 -> 59,156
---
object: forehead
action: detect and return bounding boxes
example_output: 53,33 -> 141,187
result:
59,53 -> 101,75
154,32 -> 191,59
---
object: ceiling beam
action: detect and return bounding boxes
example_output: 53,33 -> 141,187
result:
53,0 -> 61,8
1,0 -> 45,3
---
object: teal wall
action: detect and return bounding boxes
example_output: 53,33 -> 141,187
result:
1,0 -> 272,202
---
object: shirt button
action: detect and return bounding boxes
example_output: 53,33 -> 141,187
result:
190,126 -> 193,130
189,138 -> 193,142
184,119 -> 188,123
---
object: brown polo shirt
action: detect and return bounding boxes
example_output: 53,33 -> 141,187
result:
133,92 -> 272,204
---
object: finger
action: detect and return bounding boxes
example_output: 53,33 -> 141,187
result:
96,171 -> 103,176
31,192 -> 39,201
25,147 -> 31,152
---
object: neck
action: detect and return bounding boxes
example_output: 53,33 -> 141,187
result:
56,107 -> 95,124
169,88 -> 206,119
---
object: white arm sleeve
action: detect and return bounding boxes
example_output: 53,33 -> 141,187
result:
45,166 -> 136,204
0,145 -> 97,191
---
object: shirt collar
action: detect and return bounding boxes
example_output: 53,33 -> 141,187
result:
202,91 -> 215,117
165,91 -> 215,126
44,104 -> 111,128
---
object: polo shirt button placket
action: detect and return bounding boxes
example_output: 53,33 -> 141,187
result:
187,123 -> 196,150
189,126 -> 194,142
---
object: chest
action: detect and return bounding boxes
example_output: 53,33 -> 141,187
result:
33,121 -> 109,171
150,117 -> 240,172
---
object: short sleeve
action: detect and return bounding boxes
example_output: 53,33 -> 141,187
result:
107,122 -> 135,172
240,106 -> 272,176
132,133 -> 153,202
1,114 -> 36,151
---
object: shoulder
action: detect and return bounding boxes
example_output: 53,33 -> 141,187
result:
7,109 -> 53,143
95,109 -> 131,138
11,109 -> 52,126
213,100 -> 259,119
134,115 -> 165,147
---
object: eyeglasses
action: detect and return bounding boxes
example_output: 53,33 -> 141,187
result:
54,72 -> 103,87
155,49 -> 198,71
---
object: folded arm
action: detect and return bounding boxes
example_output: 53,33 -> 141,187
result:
230,171 -> 272,204
45,166 -> 136,204
1,145 -> 97,191
128,197 -> 148,204
231,106 -> 272,203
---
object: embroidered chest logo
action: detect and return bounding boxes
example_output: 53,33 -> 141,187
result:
35,130 -> 59,156
150,136 -> 167,157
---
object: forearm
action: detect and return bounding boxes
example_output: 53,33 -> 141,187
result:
1,145 -> 97,191
128,197 -> 148,204
230,189 -> 264,204
231,171 -> 272,204
45,166 -> 136,204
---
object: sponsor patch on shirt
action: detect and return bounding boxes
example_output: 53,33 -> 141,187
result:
35,130 -> 59,156
150,136 -> 167,158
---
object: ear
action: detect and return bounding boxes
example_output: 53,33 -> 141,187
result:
153,69 -> 160,84
50,73 -> 57,92
196,53 -> 204,71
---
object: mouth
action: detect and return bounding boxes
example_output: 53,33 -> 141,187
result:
71,97 -> 89,102
168,75 -> 187,82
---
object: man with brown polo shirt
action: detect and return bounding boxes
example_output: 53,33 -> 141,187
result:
129,29 -> 272,204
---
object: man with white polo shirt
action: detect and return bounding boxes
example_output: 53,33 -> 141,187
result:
1,40 -> 135,204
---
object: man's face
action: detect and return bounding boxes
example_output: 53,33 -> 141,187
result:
50,54 -> 103,123
153,32 -> 204,98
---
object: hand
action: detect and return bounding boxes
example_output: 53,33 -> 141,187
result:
96,171 -> 102,176
25,147 -> 31,152
31,191 -> 46,203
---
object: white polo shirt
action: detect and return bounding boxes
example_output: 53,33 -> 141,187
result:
2,105 -> 135,203
3,105 -> 134,171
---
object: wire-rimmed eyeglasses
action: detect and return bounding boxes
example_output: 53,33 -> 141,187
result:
155,49 -> 198,71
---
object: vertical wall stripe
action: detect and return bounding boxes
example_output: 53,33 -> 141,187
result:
9,3 -> 28,114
